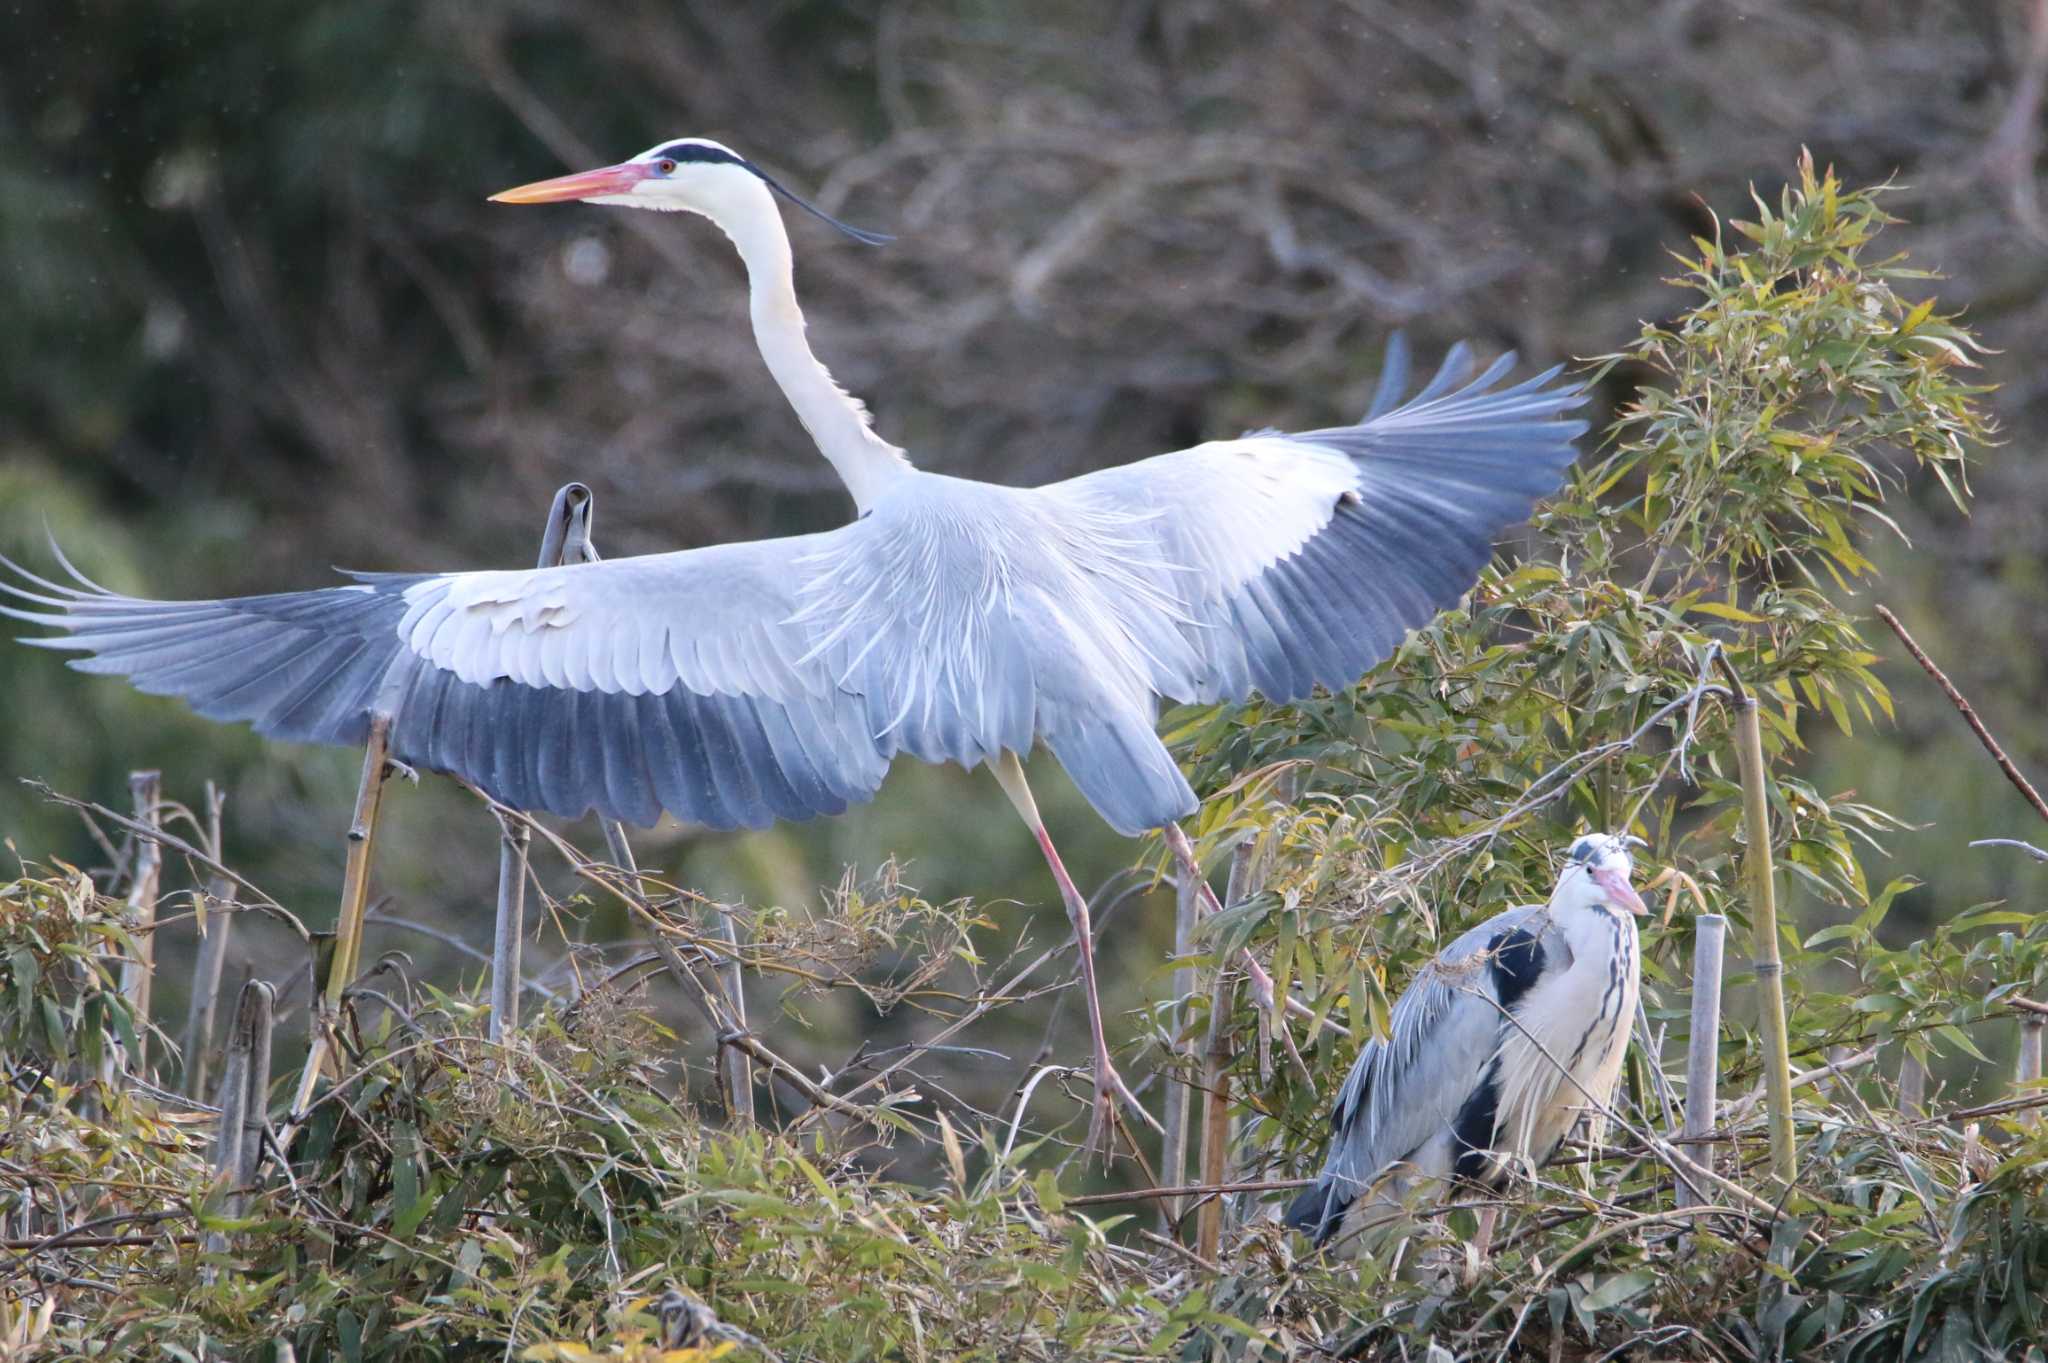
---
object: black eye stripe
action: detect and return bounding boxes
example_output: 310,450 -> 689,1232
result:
654,143 -> 747,169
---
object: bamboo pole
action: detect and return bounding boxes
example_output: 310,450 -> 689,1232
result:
710,905 -> 754,1125
1678,913 -> 1726,1206
182,782 -> 236,1098
1158,872 -> 1199,1234
1196,839 -> 1260,1260
287,710 -> 395,1123
489,814 -> 530,1044
117,770 -> 163,1073
236,980 -> 276,1192
1715,655 -> 1796,1182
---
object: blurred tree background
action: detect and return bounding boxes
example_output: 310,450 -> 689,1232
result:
1,2 -> 2043,1142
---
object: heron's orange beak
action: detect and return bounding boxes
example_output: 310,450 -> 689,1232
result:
1593,866 -> 1648,916
489,162 -> 651,204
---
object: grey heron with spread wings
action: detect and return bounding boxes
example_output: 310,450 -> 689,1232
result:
1,137 -> 1586,1148
1286,834 -> 1647,1259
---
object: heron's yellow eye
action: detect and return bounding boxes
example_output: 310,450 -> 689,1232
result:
657,159 -> 678,175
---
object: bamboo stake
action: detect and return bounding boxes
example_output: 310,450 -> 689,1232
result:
1196,839 -> 1259,1260
287,710 -> 395,1123
117,770 -> 163,1073
1158,872 -> 1199,1234
1715,655 -> 1795,1183
489,814 -> 530,1044
182,782 -> 236,1098
236,980 -> 276,1192
710,905 -> 754,1125
1678,913 -> 1726,1207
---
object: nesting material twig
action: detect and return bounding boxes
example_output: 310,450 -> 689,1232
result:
181,782 -> 237,1099
1678,913 -> 1726,1207
1714,654 -> 1795,1183
1876,604 -> 2048,826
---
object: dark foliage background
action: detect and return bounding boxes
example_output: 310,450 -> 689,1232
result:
2,0 -> 2044,1171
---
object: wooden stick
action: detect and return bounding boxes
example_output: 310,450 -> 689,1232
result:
117,770 -> 163,1073
1714,655 -> 1796,1183
1876,605 -> 2048,826
489,814 -> 530,1044
288,710 -> 395,1123
1678,914 -> 1725,1207
1157,872 -> 1198,1233
181,782 -> 236,1099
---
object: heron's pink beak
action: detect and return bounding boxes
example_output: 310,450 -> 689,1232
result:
489,162 -> 651,204
1592,865 -> 1648,916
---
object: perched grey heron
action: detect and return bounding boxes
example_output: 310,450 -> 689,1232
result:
1285,833 -> 1646,1258
0,137 -> 1586,1149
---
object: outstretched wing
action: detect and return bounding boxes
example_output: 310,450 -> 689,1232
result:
1047,338 -> 1588,706
0,534 -> 890,831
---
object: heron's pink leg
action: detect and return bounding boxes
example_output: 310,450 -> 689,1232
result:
990,755 -> 1161,1154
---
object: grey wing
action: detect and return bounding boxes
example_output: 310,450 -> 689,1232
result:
1286,903 -> 1554,1241
1047,337 -> 1587,706
0,532 -> 891,831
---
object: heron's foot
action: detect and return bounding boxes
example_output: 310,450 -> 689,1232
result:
1084,1055 -> 1161,1156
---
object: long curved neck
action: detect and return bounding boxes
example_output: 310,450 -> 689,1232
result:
722,193 -> 912,512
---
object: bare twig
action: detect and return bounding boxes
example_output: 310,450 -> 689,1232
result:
1061,1177 -> 1311,1209
1876,605 -> 2048,826
25,783 -> 310,942
1970,838 -> 2048,862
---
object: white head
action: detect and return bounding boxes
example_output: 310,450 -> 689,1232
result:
488,137 -> 890,244
1554,833 -> 1648,917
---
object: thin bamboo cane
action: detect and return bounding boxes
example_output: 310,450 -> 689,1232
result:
1679,914 -> 1726,1206
182,782 -> 236,1098
1716,656 -> 1795,1182
1158,872 -> 1198,1234
117,770 -> 163,1073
